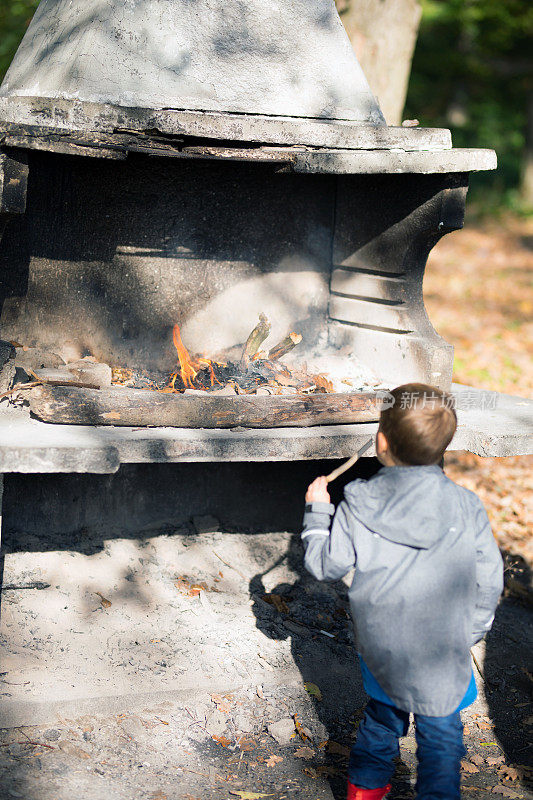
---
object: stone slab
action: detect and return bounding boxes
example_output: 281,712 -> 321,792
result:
0,0 -> 383,124
0,385 -> 530,473
292,147 -> 498,174
0,97 -> 452,150
450,384 -> 533,458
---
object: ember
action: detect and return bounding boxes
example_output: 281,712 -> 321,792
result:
111,315 -> 337,396
161,316 -> 334,396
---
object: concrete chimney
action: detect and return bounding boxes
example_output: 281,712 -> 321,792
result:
0,0 -> 385,124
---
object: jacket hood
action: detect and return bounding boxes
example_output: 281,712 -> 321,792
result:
344,465 -> 452,549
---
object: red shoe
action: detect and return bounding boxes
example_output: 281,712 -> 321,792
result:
347,781 -> 391,800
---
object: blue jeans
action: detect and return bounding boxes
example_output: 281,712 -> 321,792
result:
348,699 -> 466,799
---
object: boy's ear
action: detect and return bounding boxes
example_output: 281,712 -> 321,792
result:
376,430 -> 388,453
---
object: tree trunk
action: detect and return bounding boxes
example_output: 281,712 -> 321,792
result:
335,0 -> 422,125
521,92 -> 533,207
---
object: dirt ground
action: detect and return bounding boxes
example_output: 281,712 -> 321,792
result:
0,215 -> 532,800
0,529 -> 532,800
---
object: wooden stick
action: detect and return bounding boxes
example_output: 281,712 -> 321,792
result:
0,380 -> 41,401
471,649 -> 486,685
240,313 -> 271,368
268,331 -> 302,361
326,438 -> 374,483
213,550 -> 247,581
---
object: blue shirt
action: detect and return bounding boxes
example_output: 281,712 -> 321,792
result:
359,655 -> 477,715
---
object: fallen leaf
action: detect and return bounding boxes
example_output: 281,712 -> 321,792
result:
316,764 -> 346,777
461,760 -> 480,773
266,755 -> 283,767
210,693 -> 233,713
469,754 -> 484,766
58,741 -> 91,759
229,793 -> 274,799
212,735 -> 231,747
294,746 -> 315,759
304,682 -> 322,701
293,713 -> 311,742
175,576 -> 210,597
480,742 -> 500,747
491,786 -> 523,798
95,591 -> 112,608
262,594 -> 289,614
487,756 -> 506,766
521,668 -> 533,684
334,606 -> 350,619
327,741 -> 350,757
314,373 -> 334,393
498,766 -> 521,781
302,767 -> 318,779
237,738 -> 256,752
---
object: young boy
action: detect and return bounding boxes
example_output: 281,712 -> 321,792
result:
302,383 -> 503,800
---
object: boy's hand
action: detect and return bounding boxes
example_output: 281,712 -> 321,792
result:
306,476 -> 330,504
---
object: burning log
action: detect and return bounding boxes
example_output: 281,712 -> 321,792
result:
28,384 -> 382,428
268,331 -> 302,361
240,313 -> 271,368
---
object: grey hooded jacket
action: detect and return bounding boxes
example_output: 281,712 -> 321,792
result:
302,465 -> 503,717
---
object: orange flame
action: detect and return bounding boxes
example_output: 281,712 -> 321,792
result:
172,324 -> 198,388
169,324 -> 222,391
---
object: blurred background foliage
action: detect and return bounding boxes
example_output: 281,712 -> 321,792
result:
404,0 -> 533,213
1,0 -> 532,213
0,0 -> 39,80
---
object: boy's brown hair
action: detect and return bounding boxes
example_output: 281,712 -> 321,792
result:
379,383 -> 457,466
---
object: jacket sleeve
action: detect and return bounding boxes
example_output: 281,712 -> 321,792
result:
471,499 -> 504,645
301,499 -> 356,581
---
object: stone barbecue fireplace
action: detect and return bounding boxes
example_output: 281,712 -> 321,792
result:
0,0 -> 531,469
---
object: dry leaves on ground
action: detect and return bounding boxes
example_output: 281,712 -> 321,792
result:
265,755 -> 283,767
294,746 -> 315,759
426,216 -> 532,566
303,682 -> 322,701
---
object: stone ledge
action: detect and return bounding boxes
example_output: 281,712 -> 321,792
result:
292,148 -> 497,174
0,385 -> 530,473
0,97 -> 452,151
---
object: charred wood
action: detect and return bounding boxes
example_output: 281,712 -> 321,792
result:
268,331 -> 302,361
240,313 -> 271,368
0,340 -> 16,394
29,384 -> 382,428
